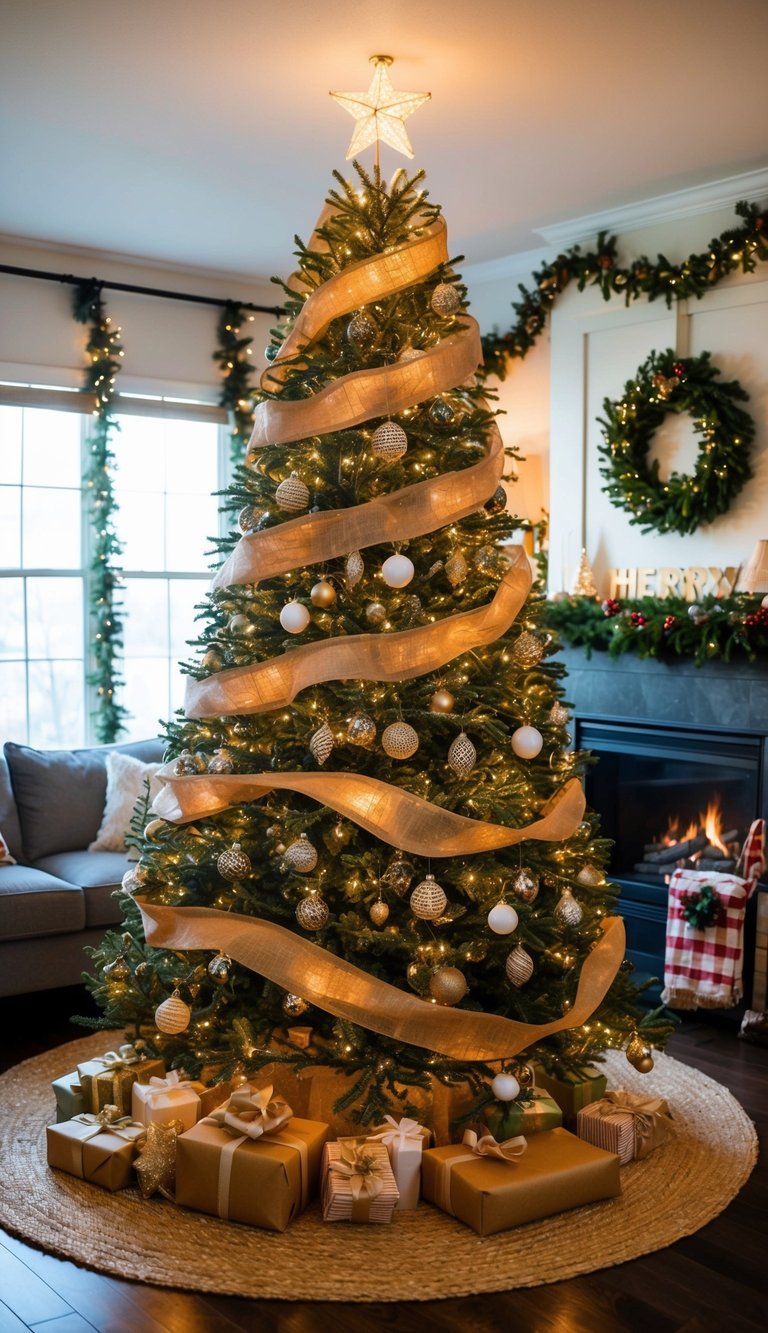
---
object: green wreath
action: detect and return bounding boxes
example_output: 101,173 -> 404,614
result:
597,349 -> 754,536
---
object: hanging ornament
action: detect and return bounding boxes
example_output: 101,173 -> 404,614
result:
345,550 -> 364,587
401,594 -> 422,624
173,748 -> 208,776
382,721 -> 420,759
207,952 -> 231,984
346,711 -> 377,748
295,892 -> 330,931
475,545 -> 504,576
576,863 -> 602,887
431,282 -> 461,316
688,603 -> 710,625
626,1033 -> 654,1073
381,553 -> 415,588
429,965 -> 468,1005
154,989 -> 191,1034
347,310 -> 377,347
371,421 -> 408,461
365,600 -> 387,626
283,833 -> 318,873
484,485 -> 508,514
121,867 -> 142,894
513,866 -> 539,904
505,944 -> 534,987
429,688 -> 455,713
447,731 -> 476,777
238,504 -> 264,534
549,700 -> 570,727
228,612 -> 257,637
202,644 -> 224,671
511,725 -> 543,759
280,600 -> 311,634
208,747 -> 235,774
487,901 -> 519,935
490,1070 -> 521,1101
309,721 -> 335,766
311,579 -> 336,608
445,550 -> 468,587
512,631 -> 546,668
143,817 -> 166,842
410,873 -> 447,919
429,398 -> 455,426
554,887 -> 584,927
217,842 -> 252,882
382,855 -> 416,895
369,898 -> 390,926
275,472 -> 310,512
282,992 -> 309,1017
103,955 -> 129,981
325,821 -> 352,852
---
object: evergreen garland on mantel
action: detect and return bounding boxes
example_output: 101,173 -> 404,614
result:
480,200 -> 768,380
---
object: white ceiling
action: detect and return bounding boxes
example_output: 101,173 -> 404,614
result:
2,0 -> 768,282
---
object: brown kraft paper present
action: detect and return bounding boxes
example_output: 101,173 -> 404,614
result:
46,1112 -> 145,1192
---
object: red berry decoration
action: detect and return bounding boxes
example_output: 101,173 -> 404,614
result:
672,362 -> 686,378
663,615 -> 676,631
630,611 -> 646,627
744,608 -> 768,628
601,598 -> 621,617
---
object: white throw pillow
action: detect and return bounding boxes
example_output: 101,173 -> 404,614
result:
89,751 -> 162,855
0,829 -> 16,865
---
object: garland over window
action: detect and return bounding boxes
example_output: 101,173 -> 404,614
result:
480,201 -> 768,380
597,350 -> 754,536
73,281 -> 129,743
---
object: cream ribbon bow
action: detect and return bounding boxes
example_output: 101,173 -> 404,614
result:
72,1105 -> 146,1143
594,1089 -> 672,1149
368,1115 -> 423,1147
460,1127 -> 527,1163
96,1044 -> 140,1070
142,1069 -> 196,1103
329,1141 -> 386,1203
205,1083 -> 293,1140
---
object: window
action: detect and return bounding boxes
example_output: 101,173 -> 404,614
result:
0,399 -> 225,748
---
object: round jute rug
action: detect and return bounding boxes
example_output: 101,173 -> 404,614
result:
0,1032 -> 757,1302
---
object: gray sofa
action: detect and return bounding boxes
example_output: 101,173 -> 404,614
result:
0,738 -> 164,997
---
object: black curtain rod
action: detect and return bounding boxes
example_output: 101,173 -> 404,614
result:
0,262 -> 284,316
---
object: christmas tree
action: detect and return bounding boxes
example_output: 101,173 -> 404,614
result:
87,60 -> 671,1130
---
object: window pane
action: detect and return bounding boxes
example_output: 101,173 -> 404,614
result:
165,493 -> 217,572
28,659 -> 85,748
26,577 -> 84,659
170,578 -> 210,659
0,660 -> 27,741
23,408 -> 82,488
165,419 -> 219,494
113,416 -> 167,491
0,487 -> 21,567
22,487 -> 81,568
0,407 -> 23,484
117,491 -> 165,571
0,578 -> 25,659
122,657 -> 169,742
122,578 -> 169,657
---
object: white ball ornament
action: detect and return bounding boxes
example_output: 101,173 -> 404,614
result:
511,725 -> 543,759
279,600 -> 310,634
487,901 -> 519,935
381,554 -> 415,588
490,1071 -> 521,1102
154,989 -> 191,1035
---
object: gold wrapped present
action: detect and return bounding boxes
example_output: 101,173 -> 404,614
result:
367,1116 -> 432,1210
533,1064 -> 608,1120
322,1139 -> 399,1223
77,1044 -> 165,1115
52,1071 -> 86,1122
422,1126 -> 621,1236
485,1089 -> 563,1140
46,1105 -> 146,1192
175,1083 -> 327,1232
132,1071 -> 231,1131
576,1090 -> 673,1164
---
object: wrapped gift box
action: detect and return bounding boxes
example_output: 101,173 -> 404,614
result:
132,1072 -> 232,1131
533,1065 -> 608,1121
577,1091 -> 673,1164
46,1112 -> 145,1191
176,1084 -> 327,1232
367,1116 -> 431,1210
485,1089 -> 563,1141
77,1046 -> 165,1116
422,1126 -> 621,1236
322,1139 -> 399,1223
52,1071 -> 86,1123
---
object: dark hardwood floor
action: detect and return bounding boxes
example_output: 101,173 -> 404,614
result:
0,988 -> 765,1333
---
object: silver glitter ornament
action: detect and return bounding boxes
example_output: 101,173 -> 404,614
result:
207,952 -> 231,984
282,992 -> 309,1017
554,887 -> 584,927
238,504 -> 264,533
445,550 -> 468,587
174,749 -> 207,776
347,311 -> 377,346
365,601 -> 387,626
345,550 -> 364,587
217,842 -> 252,881
371,421 -> 408,461
513,867 -> 539,904
275,472 -> 310,512
295,893 -> 330,931
383,856 -> 416,895
549,701 -> 570,726
410,874 -> 448,919
430,282 -> 461,316
382,721 -> 420,759
284,833 -> 318,873
447,731 -> 476,777
347,711 -> 377,748
505,944 -> 534,987
208,748 -> 235,774
429,398 -> 454,425
576,863 -> 602,887
484,485 -> 508,514
309,721 -> 335,766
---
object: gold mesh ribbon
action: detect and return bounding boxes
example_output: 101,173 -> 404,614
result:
250,318 -> 482,449
214,425 -> 503,589
152,765 -> 585,854
190,547 -> 531,719
134,896 -> 626,1063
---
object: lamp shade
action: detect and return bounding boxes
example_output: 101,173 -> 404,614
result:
737,540 -> 768,593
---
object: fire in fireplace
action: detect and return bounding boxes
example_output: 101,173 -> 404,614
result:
635,797 -> 742,881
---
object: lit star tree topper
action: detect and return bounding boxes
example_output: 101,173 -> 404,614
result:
330,54 -> 430,163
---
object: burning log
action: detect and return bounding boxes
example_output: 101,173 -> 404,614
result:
696,858 -> 735,872
646,832 -> 707,864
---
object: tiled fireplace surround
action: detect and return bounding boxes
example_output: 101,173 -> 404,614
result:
560,649 -> 768,1010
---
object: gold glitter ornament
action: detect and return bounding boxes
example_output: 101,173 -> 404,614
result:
549,701 -> 570,726
554,887 -> 584,927
577,863 -> 602,887
347,711 -> 377,748
447,731 -> 476,777
513,866 -> 540,904
369,899 -> 390,926
217,842 -> 252,881
345,550 -> 364,587
154,989 -> 191,1034
284,833 -> 318,873
430,688 -> 455,713
410,873 -> 447,919
505,944 -> 535,987
311,579 -> 337,608
275,471 -> 310,512
382,721 -> 420,759
295,892 -> 330,931
371,421 -> 408,461
309,721 -> 335,766
347,310 -> 378,346
134,1118 -> 184,1199
512,631 -> 546,667
365,600 -> 387,626
431,282 -> 461,316
445,550 -> 468,587
283,992 -> 309,1017
429,965 -> 468,1005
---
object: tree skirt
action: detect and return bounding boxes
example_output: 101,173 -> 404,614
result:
0,1032 -> 757,1302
